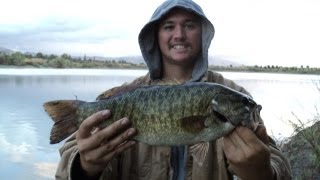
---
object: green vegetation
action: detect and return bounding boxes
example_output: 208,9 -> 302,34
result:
282,116 -> 320,179
280,82 -> 320,179
1,51 -> 320,74
209,64 -> 320,74
0,52 -> 146,69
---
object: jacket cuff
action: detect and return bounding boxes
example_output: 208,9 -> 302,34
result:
70,152 -> 102,180
68,150 -> 80,180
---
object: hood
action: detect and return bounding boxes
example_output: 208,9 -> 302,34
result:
138,0 -> 215,82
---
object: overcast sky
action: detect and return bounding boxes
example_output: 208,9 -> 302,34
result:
1,0 -> 319,67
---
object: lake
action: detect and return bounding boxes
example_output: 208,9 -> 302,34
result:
0,68 -> 319,179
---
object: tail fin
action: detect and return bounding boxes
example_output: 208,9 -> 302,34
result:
43,100 -> 85,144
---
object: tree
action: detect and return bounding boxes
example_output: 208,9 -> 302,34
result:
48,57 -> 72,68
24,53 -> 33,58
0,53 -> 10,64
61,53 -> 71,60
36,52 -> 44,59
11,52 -> 25,66
48,54 -> 57,60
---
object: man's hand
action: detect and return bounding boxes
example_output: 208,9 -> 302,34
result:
76,110 -> 137,178
223,125 -> 274,180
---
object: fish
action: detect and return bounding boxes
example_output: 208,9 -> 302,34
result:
44,82 -> 261,146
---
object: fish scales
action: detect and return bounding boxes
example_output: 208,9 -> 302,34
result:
44,82 -> 261,145
111,85 -> 209,137
127,85 -> 211,144
78,85 -> 200,143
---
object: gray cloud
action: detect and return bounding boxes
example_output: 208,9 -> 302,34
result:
0,16 -> 132,54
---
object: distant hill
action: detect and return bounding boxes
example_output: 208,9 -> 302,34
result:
111,55 -> 242,67
0,47 -> 14,54
208,56 -> 243,67
112,56 -> 145,64
0,46 -> 242,67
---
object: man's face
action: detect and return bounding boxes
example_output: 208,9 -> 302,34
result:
158,9 -> 202,66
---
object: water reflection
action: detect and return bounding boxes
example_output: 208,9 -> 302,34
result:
0,69 -> 146,179
229,73 -> 320,138
0,69 -> 319,179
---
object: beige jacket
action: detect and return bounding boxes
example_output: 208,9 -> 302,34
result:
55,71 -> 292,180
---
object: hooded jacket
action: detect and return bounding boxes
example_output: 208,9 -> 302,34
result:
138,0 -> 214,82
55,0 -> 292,179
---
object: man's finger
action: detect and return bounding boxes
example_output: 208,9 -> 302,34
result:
86,117 -> 131,149
223,128 -> 247,163
100,141 -> 136,163
222,136 -> 237,159
77,110 -> 111,139
235,126 -> 262,147
255,124 -> 269,144
95,127 -> 136,159
98,117 -> 131,141
104,127 -> 136,151
83,128 -> 136,164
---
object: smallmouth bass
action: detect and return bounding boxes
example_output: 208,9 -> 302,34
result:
44,82 -> 261,146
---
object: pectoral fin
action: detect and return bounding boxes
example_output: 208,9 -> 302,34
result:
190,142 -> 210,166
180,115 -> 207,134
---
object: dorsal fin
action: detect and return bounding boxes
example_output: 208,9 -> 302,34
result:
96,78 -> 183,100
96,83 -> 142,100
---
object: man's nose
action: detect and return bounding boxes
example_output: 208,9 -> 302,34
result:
173,26 -> 186,40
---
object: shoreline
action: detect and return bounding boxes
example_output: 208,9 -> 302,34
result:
1,65 -> 320,75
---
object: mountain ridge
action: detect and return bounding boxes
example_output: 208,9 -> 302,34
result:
0,47 -> 14,54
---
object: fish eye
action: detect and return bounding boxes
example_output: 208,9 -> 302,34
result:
242,96 -> 252,104
242,96 -> 256,107
211,99 -> 218,106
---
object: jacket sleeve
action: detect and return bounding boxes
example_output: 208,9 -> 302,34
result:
54,133 -> 79,180
205,71 -> 292,179
268,139 -> 292,180
55,133 -> 121,180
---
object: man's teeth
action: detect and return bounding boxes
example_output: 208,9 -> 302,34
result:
172,45 -> 187,49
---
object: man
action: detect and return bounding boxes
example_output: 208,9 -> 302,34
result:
55,0 -> 292,179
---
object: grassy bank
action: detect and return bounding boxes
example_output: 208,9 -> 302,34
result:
1,52 -> 320,74
279,82 -> 320,179
281,120 -> 320,179
0,52 -> 147,69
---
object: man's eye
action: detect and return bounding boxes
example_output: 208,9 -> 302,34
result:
185,23 -> 196,30
163,25 -> 174,31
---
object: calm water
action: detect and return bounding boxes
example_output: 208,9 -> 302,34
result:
0,68 -> 319,179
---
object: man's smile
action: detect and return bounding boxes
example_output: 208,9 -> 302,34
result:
170,44 -> 190,50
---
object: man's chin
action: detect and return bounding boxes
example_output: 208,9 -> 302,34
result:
168,57 -> 196,66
